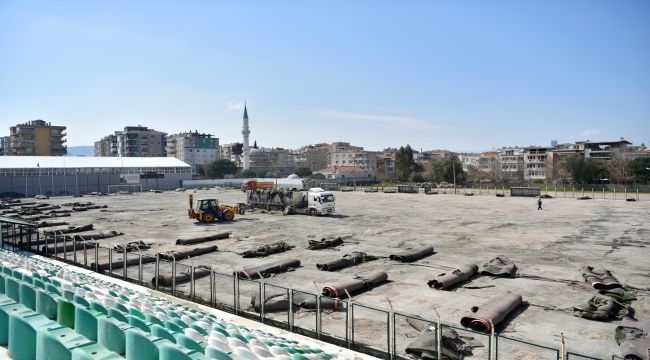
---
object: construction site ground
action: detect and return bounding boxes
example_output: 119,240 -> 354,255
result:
33,188 -> 650,358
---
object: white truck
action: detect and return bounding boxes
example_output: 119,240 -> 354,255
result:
245,187 -> 335,216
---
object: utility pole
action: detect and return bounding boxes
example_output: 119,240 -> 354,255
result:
452,159 -> 457,194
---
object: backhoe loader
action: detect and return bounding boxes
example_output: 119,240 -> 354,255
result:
187,194 -> 246,223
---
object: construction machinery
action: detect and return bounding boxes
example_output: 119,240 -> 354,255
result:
246,187 -> 335,216
188,194 -> 246,223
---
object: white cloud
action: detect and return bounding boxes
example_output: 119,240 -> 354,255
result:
581,129 -> 601,137
228,101 -> 245,110
314,110 -> 437,130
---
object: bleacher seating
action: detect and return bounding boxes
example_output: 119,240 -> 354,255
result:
0,249 -> 334,360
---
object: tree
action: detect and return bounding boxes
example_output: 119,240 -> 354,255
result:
426,157 -> 466,184
606,153 -> 632,184
560,156 -> 607,184
204,159 -> 238,179
293,167 -> 313,178
630,157 -> 650,184
395,145 -> 415,181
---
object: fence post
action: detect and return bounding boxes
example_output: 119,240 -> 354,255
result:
94,243 -> 99,272
602,188 -> 605,199
171,256 -> 176,296
560,332 -> 565,360
138,252 -> 143,285
154,255 -> 160,290
63,233 -> 67,262
209,270 -> 215,307
433,305 -> 442,360
489,318 -> 495,360
387,298 -> 394,360
625,188 -> 627,199
591,188 -> 594,199
259,274 -> 265,323
123,246 -> 127,280
73,236 -> 77,265
288,287 -> 294,332
637,189 -> 639,200
614,188 -> 616,199
83,242 -> 87,268
190,265 -> 195,301
108,245 -> 113,276
345,289 -> 353,348
235,274 -> 240,314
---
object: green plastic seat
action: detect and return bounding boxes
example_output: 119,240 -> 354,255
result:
8,312 -> 55,360
36,325 -> 94,360
158,342 -> 205,360
108,307 -> 129,323
175,333 -> 205,352
19,282 -> 37,310
129,307 -> 146,320
151,324 -> 177,344
73,294 -> 91,308
46,283 -> 61,296
205,346 -> 234,360
35,289 -> 58,319
57,297 -> 76,328
164,319 -> 184,333
71,342 -> 124,360
98,316 -> 134,355
75,306 -> 106,342
125,328 -> 171,360
5,276 -> 21,302
146,313 -> 165,327
128,315 -> 152,333
90,300 -> 109,316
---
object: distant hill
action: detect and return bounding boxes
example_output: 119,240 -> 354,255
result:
66,146 -> 94,157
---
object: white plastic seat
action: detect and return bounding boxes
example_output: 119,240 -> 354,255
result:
209,330 -> 228,343
269,346 -> 290,356
185,327 -> 205,342
208,337 -> 232,353
248,338 -> 268,350
251,346 -> 272,358
233,347 -> 259,360
227,336 -> 248,349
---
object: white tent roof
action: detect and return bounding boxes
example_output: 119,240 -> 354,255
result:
0,156 -> 191,169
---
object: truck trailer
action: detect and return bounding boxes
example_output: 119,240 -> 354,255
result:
240,177 -> 305,191
246,187 -> 335,215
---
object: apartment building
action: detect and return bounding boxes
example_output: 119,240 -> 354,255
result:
166,131 -> 219,175
329,142 -> 377,176
95,126 -> 167,157
0,136 -> 9,156
376,148 -> 397,181
497,147 -> 524,181
290,143 -> 330,172
9,120 -> 67,156
249,147 -> 294,177
220,143 -> 243,166
523,147 -> 550,181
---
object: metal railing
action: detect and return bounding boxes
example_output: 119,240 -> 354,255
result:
1,234 -> 617,360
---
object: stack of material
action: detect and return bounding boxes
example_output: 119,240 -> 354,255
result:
152,265 -> 212,287
389,245 -> 434,262
240,241 -> 294,258
250,292 -> 341,313
480,256 -> 517,277
460,292 -> 523,332
427,264 -> 479,290
316,252 -> 378,271
406,328 -> 473,360
574,266 -> 635,321
234,258 -> 301,280
113,240 -> 151,253
158,245 -> 218,261
74,230 -> 123,241
321,270 -> 388,298
307,236 -> 343,250
175,232 -> 229,245
616,318 -> 650,360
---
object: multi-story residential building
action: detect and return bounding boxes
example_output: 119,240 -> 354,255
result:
249,147 -> 294,177
523,147 -> 550,181
329,142 -> 377,178
376,148 -> 397,182
94,134 -> 118,157
95,126 -> 167,157
581,139 -> 632,160
290,143 -> 330,172
220,143 -> 243,166
166,131 -> 219,175
460,152 -> 498,173
9,120 -> 67,156
497,147 -> 524,181
0,136 -> 10,156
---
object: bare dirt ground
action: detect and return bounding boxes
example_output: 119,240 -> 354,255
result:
37,188 -> 650,358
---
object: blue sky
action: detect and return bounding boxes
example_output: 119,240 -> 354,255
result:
1,1 -> 648,152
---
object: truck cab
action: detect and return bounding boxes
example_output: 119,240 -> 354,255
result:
306,188 -> 335,215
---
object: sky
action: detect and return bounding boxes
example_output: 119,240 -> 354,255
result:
1,1 -> 649,152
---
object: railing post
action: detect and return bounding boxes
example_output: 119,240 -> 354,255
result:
288,287 -> 294,332
345,289 -> 353,349
259,273 -> 265,323
138,252 -> 143,285
190,265 -> 195,301
94,243 -> 99,272
387,298 -> 394,360
83,242 -> 87,268
560,332 -> 565,360
123,246 -> 128,280
171,256 -> 176,296
73,236 -> 77,265
63,233 -> 67,262
489,318 -> 495,360
210,270 -> 215,307
108,245 -> 113,276
154,255 -> 160,290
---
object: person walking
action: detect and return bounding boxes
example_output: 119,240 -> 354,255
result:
537,198 -> 543,210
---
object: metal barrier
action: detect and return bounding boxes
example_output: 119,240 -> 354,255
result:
4,235 -> 615,360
